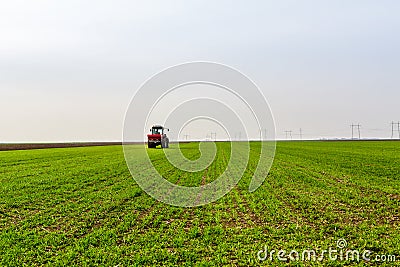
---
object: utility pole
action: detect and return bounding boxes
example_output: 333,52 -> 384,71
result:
284,130 -> 292,140
299,128 -> 303,140
391,121 -> 394,139
390,121 -> 395,139
398,121 -> 400,139
350,124 -> 361,139
210,132 -> 217,141
234,132 -> 241,141
351,124 -> 354,139
392,121 -> 400,139
259,129 -> 267,140
183,134 -> 189,140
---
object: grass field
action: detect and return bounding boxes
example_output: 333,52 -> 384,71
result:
0,141 -> 399,266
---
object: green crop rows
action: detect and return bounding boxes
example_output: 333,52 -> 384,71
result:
0,141 -> 399,266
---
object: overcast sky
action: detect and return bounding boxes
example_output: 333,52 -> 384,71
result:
1,1 -> 399,142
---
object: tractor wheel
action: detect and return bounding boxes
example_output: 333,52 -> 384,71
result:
148,142 -> 154,148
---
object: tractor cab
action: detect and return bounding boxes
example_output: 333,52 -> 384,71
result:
151,126 -> 163,135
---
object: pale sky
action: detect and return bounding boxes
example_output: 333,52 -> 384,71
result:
1,1 -> 399,142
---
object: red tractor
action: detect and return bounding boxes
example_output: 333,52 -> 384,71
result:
147,125 -> 169,148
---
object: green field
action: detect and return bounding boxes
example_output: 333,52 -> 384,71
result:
0,141 -> 399,266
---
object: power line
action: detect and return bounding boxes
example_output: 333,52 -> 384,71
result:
350,124 -> 361,139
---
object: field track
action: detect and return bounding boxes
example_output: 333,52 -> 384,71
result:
1,139 -> 398,151
0,142 -> 123,151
